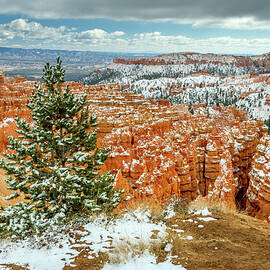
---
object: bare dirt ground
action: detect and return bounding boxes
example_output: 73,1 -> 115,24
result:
31,211 -> 270,270
165,212 -> 270,270
1,210 -> 270,270
60,211 -> 270,270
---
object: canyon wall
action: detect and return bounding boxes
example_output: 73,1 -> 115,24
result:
0,73 -> 269,221
113,52 -> 270,73
247,135 -> 270,221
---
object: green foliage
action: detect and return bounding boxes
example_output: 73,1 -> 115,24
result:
83,69 -> 122,85
0,57 -> 124,238
265,116 -> 270,135
0,202 -> 57,239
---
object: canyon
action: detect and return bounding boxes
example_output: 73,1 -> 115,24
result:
83,52 -> 270,123
121,72 -> 270,121
0,72 -> 270,222
83,52 -> 270,86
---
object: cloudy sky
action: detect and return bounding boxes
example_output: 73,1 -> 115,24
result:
0,0 -> 270,54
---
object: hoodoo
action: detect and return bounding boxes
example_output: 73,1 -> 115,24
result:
0,77 -> 269,222
0,71 -> 4,85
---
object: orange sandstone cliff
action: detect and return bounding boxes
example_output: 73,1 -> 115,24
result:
247,135 -> 270,221
0,73 -> 269,222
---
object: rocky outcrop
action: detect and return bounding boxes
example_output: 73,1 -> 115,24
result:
0,76 -> 269,221
0,74 -> 34,151
0,71 -> 4,84
247,135 -> 270,221
0,75 -> 33,122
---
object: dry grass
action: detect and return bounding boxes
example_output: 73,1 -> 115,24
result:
109,239 -> 148,264
117,198 -> 165,221
188,195 -> 242,216
71,199 -> 270,269
170,197 -> 189,216
108,236 -> 167,264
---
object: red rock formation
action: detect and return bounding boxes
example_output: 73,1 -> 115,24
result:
0,74 -> 33,122
0,77 -> 268,221
0,71 -> 4,84
113,52 -> 270,73
208,150 -> 238,210
246,135 -> 270,222
0,119 -> 17,152
249,72 -> 259,78
265,94 -> 270,106
113,57 -> 175,66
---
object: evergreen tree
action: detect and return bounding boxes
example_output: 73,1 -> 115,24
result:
0,58 -> 123,237
265,116 -> 270,135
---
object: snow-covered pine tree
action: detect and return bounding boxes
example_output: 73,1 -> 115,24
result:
0,57 -> 123,237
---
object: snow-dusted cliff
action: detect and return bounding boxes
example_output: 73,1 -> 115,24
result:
82,52 -> 270,122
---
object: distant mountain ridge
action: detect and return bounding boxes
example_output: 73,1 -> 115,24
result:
113,51 -> 270,73
82,51 -> 270,85
0,46 -> 154,62
0,46 -> 154,81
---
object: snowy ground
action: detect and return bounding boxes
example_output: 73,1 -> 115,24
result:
0,205 -> 220,270
1,196 -> 269,270
0,207 -> 176,269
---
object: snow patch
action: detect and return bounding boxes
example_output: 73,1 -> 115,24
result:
0,209 -> 169,270
197,217 -> 217,222
0,117 -> 15,128
192,208 -> 212,216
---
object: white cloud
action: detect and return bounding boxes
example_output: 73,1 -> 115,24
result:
77,29 -> 125,40
177,16 -> 270,30
0,19 -> 126,48
78,29 -> 108,39
0,0 -> 270,27
0,19 -> 72,41
135,32 -> 162,38
124,33 -> 270,54
9,18 -> 35,31
0,19 -> 270,55
111,31 -> 125,37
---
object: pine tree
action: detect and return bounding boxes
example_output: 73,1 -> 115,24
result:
265,116 -> 270,135
0,57 -> 123,237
